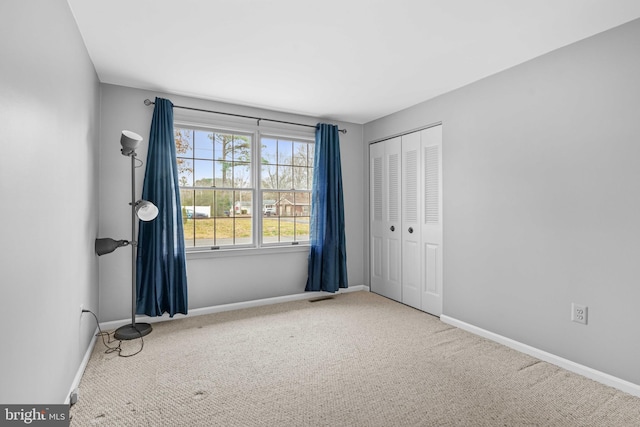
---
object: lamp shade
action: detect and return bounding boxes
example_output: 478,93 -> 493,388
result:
135,200 -> 159,221
95,238 -> 129,256
121,130 -> 143,156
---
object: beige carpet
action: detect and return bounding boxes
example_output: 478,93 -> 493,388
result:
70,291 -> 640,426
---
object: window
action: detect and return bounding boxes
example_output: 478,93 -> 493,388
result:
175,124 -> 314,250
260,136 -> 314,244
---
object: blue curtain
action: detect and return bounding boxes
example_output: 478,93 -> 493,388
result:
305,123 -> 348,292
136,97 -> 188,317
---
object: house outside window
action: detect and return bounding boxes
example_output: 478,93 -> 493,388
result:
175,124 -> 313,250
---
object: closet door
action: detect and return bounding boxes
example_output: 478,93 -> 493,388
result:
370,137 -> 402,302
421,125 -> 443,316
401,131 -> 421,309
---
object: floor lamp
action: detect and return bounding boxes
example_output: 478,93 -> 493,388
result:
95,130 -> 159,340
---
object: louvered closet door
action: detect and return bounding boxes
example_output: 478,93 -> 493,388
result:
421,125 -> 443,316
401,131 -> 422,309
370,137 -> 402,302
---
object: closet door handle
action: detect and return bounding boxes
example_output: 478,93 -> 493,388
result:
408,227 -> 414,234
390,226 -> 395,232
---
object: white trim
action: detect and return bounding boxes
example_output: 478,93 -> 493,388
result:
368,121 -> 443,145
186,243 -> 309,259
65,327 -> 99,405
100,285 -> 370,331
440,315 -> 640,398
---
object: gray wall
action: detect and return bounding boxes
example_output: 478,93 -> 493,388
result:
364,19 -> 640,385
98,84 -> 365,322
0,0 -> 100,403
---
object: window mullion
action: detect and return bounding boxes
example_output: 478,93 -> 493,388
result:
254,130 -> 261,247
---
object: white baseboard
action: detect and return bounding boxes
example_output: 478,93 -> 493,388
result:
440,314 -> 640,398
100,285 -> 370,331
65,326 -> 99,405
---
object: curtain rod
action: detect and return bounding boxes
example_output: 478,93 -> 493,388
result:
143,99 -> 347,134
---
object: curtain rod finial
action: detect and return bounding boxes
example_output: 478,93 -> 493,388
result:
144,99 -> 153,106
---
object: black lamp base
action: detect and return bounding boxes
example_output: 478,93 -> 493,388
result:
114,323 -> 152,340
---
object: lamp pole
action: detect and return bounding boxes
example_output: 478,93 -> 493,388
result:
129,152 -> 138,329
113,149 -> 152,340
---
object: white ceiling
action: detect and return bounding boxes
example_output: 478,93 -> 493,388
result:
67,0 -> 640,124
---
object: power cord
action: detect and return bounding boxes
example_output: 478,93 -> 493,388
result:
82,309 -> 144,357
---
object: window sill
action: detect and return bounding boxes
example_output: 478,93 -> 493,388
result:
186,244 -> 310,260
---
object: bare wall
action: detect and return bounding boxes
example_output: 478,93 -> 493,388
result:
364,19 -> 640,385
0,0 -> 100,403
98,84 -> 365,322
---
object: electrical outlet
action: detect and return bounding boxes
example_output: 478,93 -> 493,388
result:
69,389 -> 79,406
571,303 -> 588,325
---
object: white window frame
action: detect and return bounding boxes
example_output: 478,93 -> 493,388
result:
259,132 -> 314,248
174,117 -> 315,255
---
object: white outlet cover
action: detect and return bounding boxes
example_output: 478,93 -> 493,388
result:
571,303 -> 588,325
